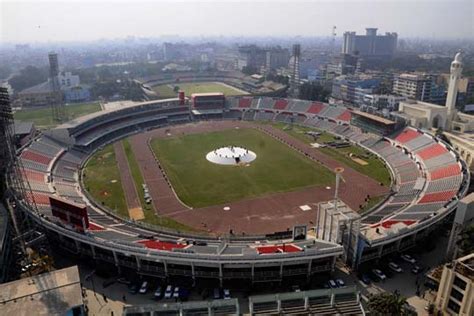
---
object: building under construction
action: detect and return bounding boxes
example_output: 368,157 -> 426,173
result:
0,88 -> 52,282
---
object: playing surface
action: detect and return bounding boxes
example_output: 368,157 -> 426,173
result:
152,81 -> 248,98
14,102 -> 101,129
150,128 -> 334,208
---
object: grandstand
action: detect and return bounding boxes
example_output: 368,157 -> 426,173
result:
7,96 -> 469,284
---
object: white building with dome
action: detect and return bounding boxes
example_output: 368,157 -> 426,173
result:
393,52 -> 474,171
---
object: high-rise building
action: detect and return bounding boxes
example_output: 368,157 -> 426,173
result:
331,74 -> 381,105
238,45 -> 267,71
265,47 -> 290,72
326,54 -> 360,77
342,28 -> 397,57
393,73 -> 445,104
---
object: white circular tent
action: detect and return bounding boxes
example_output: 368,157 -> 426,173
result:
206,146 -> 257,166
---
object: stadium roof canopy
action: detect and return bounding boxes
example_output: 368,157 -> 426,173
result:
352,110 -> 396,125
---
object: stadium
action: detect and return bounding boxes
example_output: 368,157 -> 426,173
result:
5,90 -> 471,290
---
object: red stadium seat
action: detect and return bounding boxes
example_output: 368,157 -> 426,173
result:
417,144 -> 448,160
336,110 -> 351,122
418,190 -> 457,204
21,150 -> 52,165
238,98 -> 252,108
256,244 -> 301,254
394,129 -> 421,144
273,99 -> 289,110
307,102 -> 326,114
429,164 -> 461,180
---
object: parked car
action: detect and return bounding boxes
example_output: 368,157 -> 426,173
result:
328,280 -> 337,288
389,262 -> 403,273
372,269 -> 387,281
411,265 -> 422,274
401,254 -> 416,264
139,281 -> 148,294
335,279 -> 345,287
164,285 -> 173,299
117,277 -> 131,285
173,287 -> 180,299
223,289 -> 231,299
360,274 -> 371,285
129,284 -> 139,294
154,286 -> 162,299
213,288 -> 221,299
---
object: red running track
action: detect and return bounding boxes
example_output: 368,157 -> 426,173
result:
129,121 -> 389,235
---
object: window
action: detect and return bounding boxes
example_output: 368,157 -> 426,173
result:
453,276 -> 467,290
447,299 -> 460,314
450,287 -> 464,302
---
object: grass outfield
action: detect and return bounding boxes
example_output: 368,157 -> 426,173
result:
14,102 -> 101,129
152,81 -> 247,98
150,128 -> 334,208
122,139 -> 198,232
83,144 -> 128,218
272,123 -> 392,186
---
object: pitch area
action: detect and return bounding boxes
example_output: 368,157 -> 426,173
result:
150,128 -> 334,208
152,81 -> 248,98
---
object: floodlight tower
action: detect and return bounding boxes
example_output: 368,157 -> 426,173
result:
331,26 -> 337,54
289,44 -> 301,98
49,52 -> 65,122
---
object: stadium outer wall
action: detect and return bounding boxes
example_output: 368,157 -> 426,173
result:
9,96 -> 470,282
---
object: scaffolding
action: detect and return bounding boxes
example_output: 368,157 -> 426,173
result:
0,88 -> 51,276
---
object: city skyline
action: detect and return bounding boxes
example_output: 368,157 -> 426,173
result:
1,0 -> 473,43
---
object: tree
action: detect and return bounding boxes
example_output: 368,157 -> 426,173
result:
242,65 -> 258,75
9,66 -> 48,92
367,292 -> 409,316
298,82 -> 330,102
457,224 -> 474,256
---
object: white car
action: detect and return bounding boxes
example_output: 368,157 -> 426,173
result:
389,262 -> 403,273
173,287 -> 180,299
372,269 -> 387,281
411,265 -> 422,274
335,279 -> 345,287
328,279 -> 337,288
223,289 -> 231,299
164,285 -> 173,299
139,281 -> 148,294
401,254 -> 416,264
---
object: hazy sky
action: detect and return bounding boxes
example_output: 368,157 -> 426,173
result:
1,0 -> 473,43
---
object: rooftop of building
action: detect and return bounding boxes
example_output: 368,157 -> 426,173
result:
453,253 -> 474,280
14,120 -> 34,135
191,92 -> 225,97
0,266 -> 83,315
19,81 -> 53,95
400,99 -> 446,110
444,131 -> 474,150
